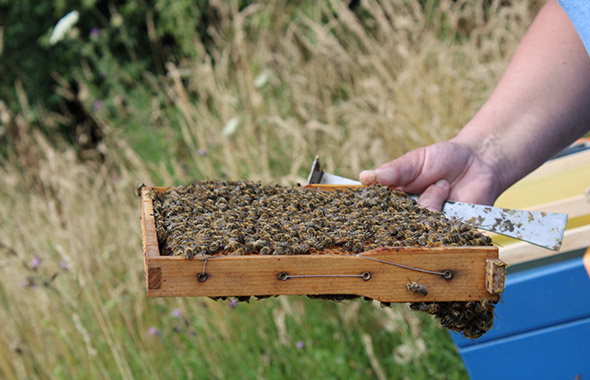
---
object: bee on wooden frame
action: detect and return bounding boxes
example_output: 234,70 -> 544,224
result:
183,247 -> 194,260
407,277 -> 428,296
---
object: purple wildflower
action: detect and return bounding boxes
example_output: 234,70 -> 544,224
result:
197,148 -> 207,156
93,99 -> 102,112
172,309 -> 181,319
148,326 -> 159,336
31,257 -> 41,270
59,261 -> 68,270
229,298 -> 238,308
23,277 -> 37,288
296,341 -> 304,349
90,27 -> 100,38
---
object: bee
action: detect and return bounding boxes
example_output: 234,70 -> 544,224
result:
183,247 -> 194,260
470,236 -> 493,246
480,298 -> 496,311
252,239 -> 269,250
309,237 -> 326,251
274,246 -> 287,255
243,237 -> 258,250
351,240 -> 364,253
475,314 -> 494,331
463,308 -> 475,321
341,239 -> 353,251
462,326 -> 485,340
229,247 -> 245,256
410,302 -> 441,314
293,244 -> 310,255
424,302 -> 440,314
426,238 -> 442,247
287,242 -> 298,255
320,236 -> 332,247
355,200 -> 369,208
441,314 -> 466,331
390,240 -> 402,247
332,235 -> 345,245
156,225 -> 167,240
135,183 -> 146,197
450,303 -> 464,319
209,240 -> 223,253
407,277 -> 428,296
224,239 -> 242,252
409,302 -> 423,311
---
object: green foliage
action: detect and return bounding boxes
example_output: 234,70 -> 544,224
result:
0,2 -> 57,106
0,0 -> 235,152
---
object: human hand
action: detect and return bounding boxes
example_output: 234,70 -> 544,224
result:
359,141 -> 502,211
360,0 -> 590,212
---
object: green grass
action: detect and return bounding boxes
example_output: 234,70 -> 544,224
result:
0,0 -> 544,378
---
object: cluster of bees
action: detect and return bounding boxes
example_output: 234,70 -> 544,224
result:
151,180 -> 492,257
410,300 -> 496,339
150,180 -> 496,338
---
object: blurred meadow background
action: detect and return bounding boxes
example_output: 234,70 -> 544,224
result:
0,0 -> 543,378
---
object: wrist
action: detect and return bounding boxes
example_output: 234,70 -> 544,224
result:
450,122 -> 512,199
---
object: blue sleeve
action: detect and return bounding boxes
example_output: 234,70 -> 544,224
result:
558,0 -> 590,55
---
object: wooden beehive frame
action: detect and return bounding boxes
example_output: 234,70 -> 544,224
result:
141,186 -> 504,302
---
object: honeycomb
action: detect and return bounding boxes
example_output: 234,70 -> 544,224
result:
149,180 -> 497,338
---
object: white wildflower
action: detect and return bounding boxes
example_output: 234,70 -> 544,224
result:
254,70 -> 271,88
49,11 -> 80,45
222,117 -> 239,136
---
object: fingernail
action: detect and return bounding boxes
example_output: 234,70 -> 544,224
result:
359,170 -> 376,185
435,179 -> 449,188
417,198 -> 441,212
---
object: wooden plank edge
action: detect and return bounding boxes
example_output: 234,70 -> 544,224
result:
141,188 -> 161,290
146,247 -> 499,302
485,259 -> 507,294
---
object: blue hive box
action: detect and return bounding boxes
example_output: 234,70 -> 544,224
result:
451,248 -> 590,380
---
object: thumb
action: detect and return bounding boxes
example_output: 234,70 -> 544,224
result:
372,148 -> 426,187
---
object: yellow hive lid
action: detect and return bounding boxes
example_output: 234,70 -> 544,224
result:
492,147 -> 590,264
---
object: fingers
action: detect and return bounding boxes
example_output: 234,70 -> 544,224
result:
359,148 -> 427,187
359,170 -> 377,185
417,179 -> 450,211
359,141 -> 500,209
376,148 -> 426,187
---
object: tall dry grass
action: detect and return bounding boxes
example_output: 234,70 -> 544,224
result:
0,1 -> 543,378
157,0 -> 541,183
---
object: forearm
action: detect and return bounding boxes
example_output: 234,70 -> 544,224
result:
452,0 -> 590,197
